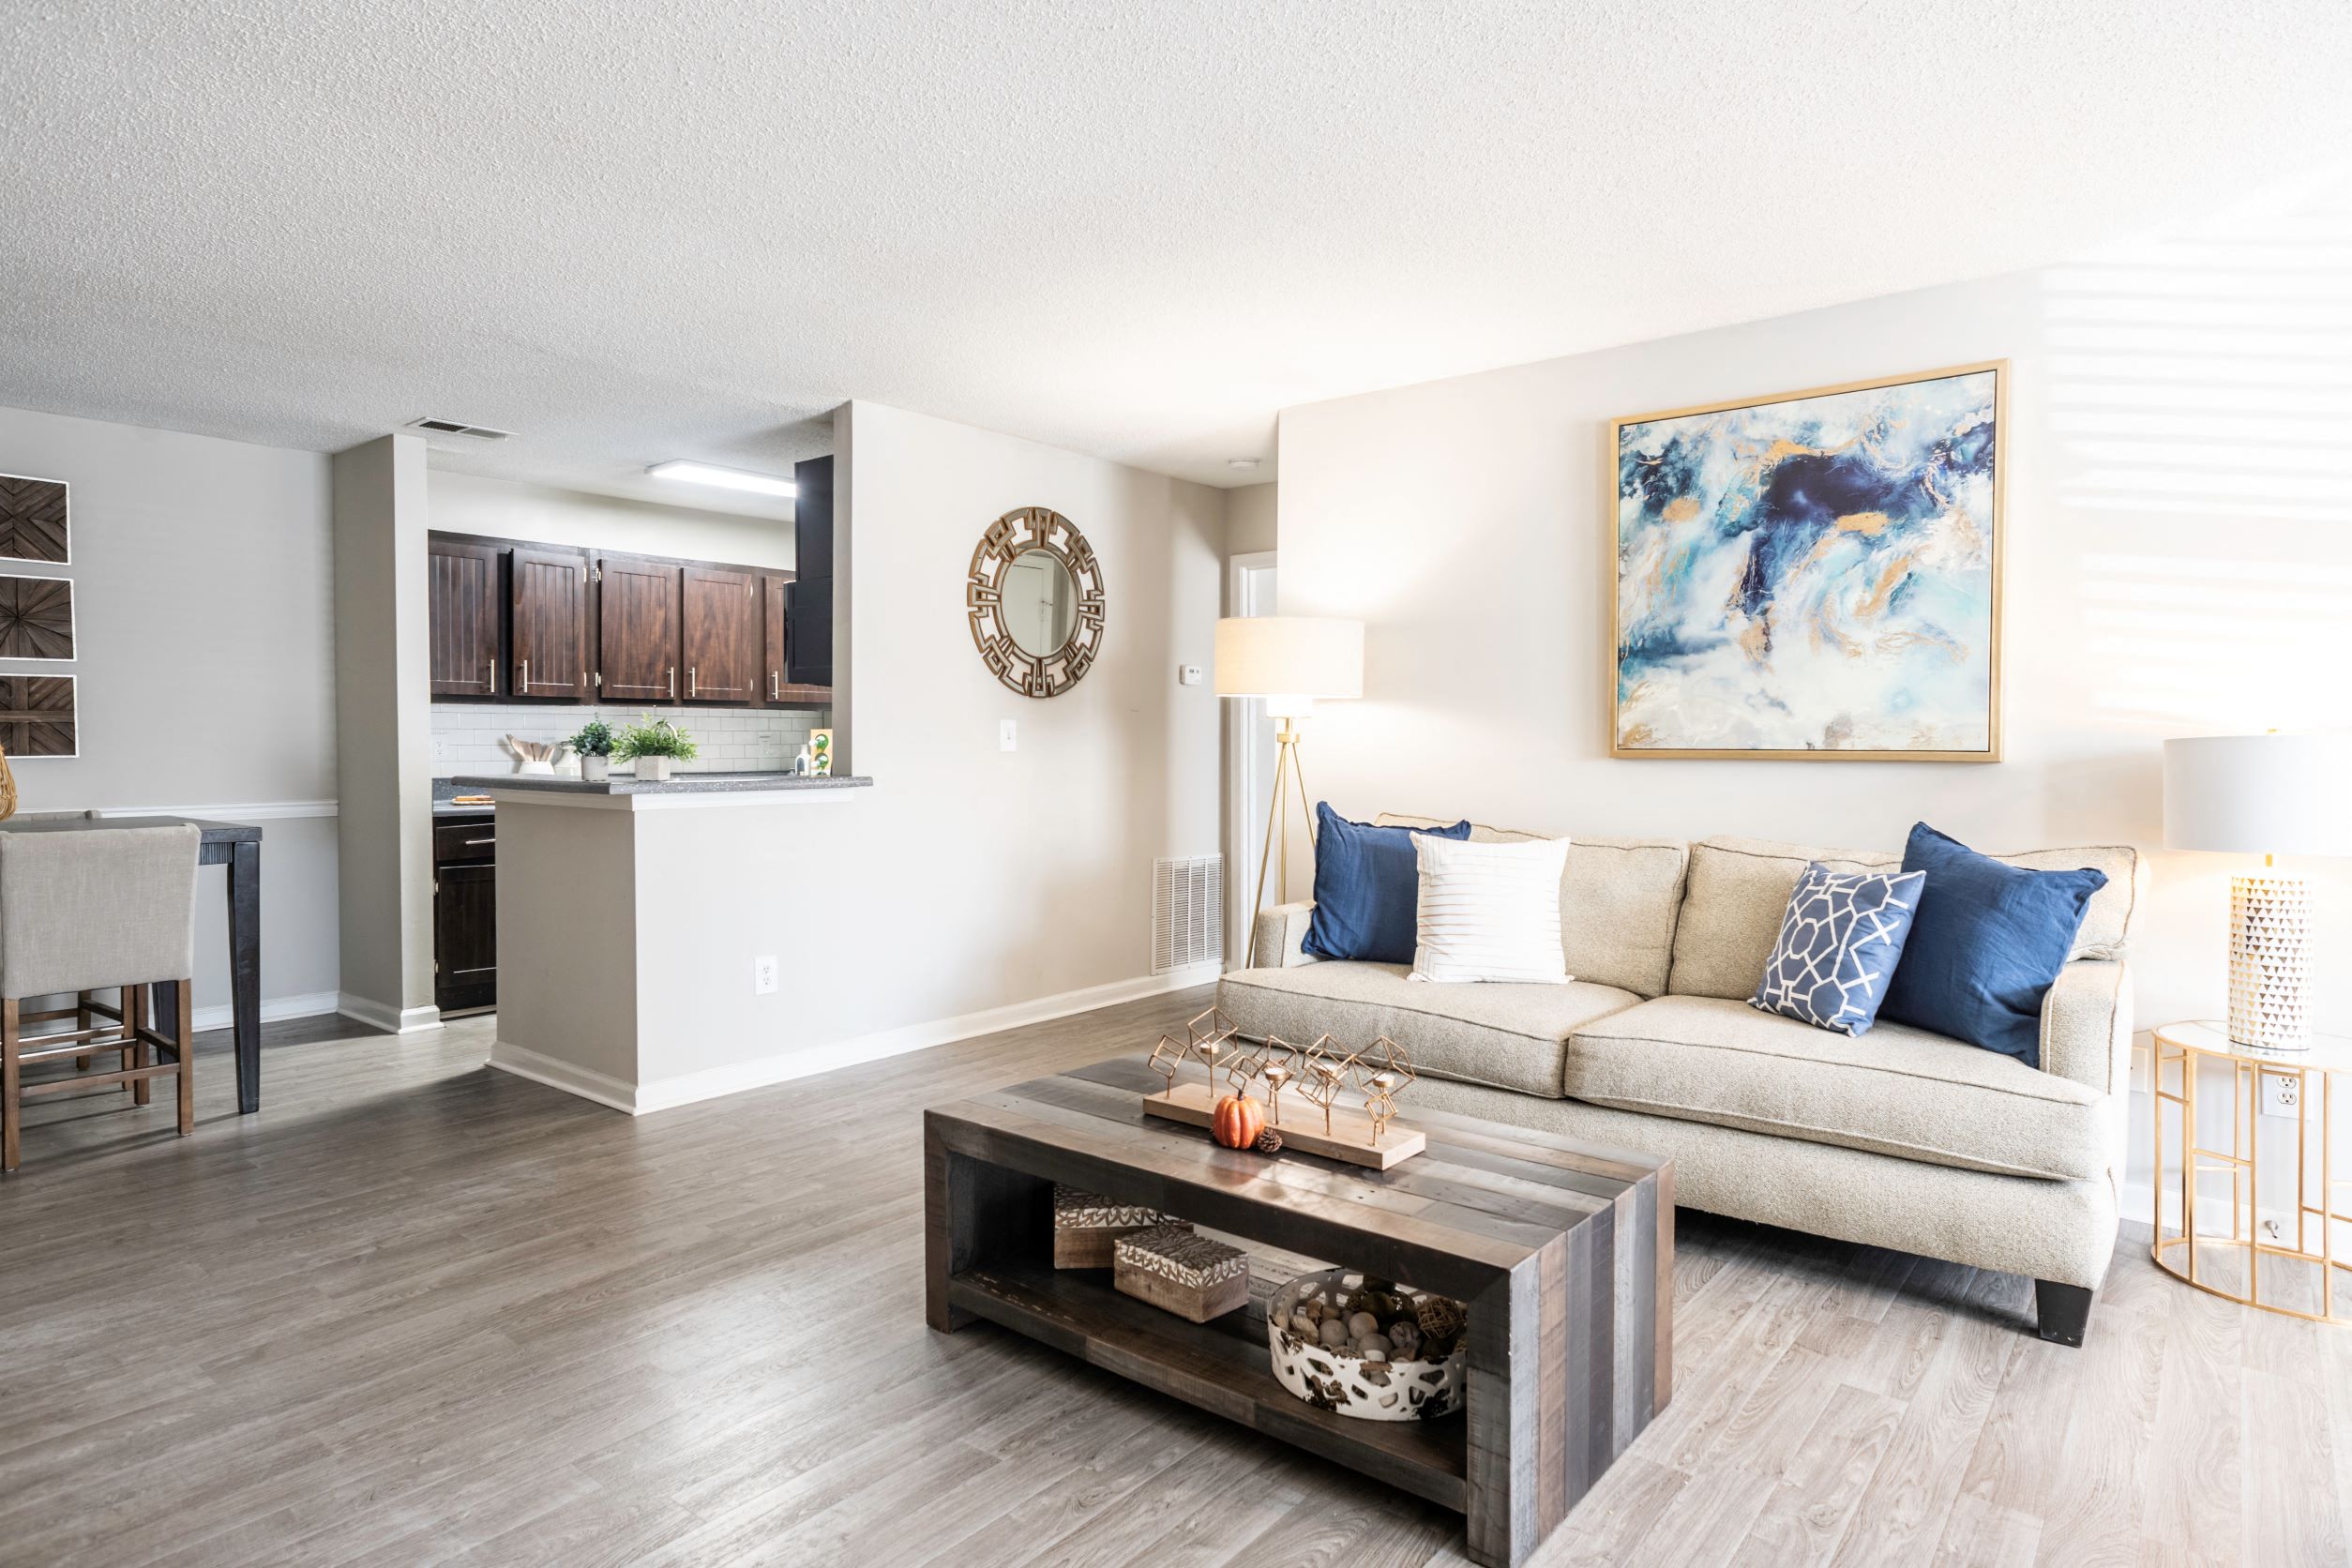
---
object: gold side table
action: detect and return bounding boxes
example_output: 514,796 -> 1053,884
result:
2151,1019 -> 2352,1323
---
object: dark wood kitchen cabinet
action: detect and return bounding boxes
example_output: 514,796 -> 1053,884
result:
433,812 -> 497,1014
427,527 -> 831,708
510,546 -> 592,701
428,536 -> 504,697
682,565 -> 761,702
759,573 -> 790,705
599,554 -> 683,702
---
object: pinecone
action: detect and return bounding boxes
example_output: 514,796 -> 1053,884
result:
1254,1128 -> 1283,1154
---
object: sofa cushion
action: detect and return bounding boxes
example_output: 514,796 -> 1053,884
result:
1377,814 -> 1688,998
1668,836 -> 2144,1003
1877,823 -> 2108,1069
1565,995 -> 2106,1181
1303,806 -> 1471,964
1215,961 -> 1641,1098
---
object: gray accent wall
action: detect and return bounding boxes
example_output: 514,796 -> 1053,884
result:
0,403 -> 342,1025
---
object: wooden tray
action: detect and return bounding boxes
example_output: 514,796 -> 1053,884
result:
1141,1080 -> 1425,1169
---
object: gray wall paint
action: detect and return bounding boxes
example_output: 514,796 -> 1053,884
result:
331,433 -> 436,1021
0,403 -> 340,1022
1226,481 -> 1277,556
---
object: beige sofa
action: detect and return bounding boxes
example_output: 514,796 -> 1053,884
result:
1215,815 -> 2141,1347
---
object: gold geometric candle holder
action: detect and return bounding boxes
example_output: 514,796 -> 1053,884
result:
1140,1029 -> 1424,1169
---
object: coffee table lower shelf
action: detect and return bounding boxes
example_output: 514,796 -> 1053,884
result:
947,1261 -> 1467,1513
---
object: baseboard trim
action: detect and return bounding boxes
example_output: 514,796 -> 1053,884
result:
487,1040 -> 641,1114
337,993 -> 445,1034
501,965 -> 1221,1116
190,990 -> 340,1033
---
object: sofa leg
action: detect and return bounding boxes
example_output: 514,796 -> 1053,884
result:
2035,1279 -> 2094,1347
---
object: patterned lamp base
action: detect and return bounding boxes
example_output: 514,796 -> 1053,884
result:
2229,874 -> 2313,1049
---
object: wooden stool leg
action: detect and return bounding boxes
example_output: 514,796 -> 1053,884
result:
117,985 -> 135,1088
174,979 -> 194,1138
128,985 -> 152,1108
4,999 -> 22,1173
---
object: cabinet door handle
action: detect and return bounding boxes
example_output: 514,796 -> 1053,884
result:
770,671 -> 778,701
669,666 -> 676,699
463,837 -> 494,847
488,661 -> 496,695
521,657 -> 530,692
689,667 -> 698,697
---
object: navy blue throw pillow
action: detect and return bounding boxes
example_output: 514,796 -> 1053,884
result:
1302,805 -> 1471,964
1878,823 -> 2108,1069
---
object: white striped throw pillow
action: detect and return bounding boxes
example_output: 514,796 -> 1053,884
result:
1409,834 -> 1574,985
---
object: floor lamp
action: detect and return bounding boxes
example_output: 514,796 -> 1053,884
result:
1215,616 -> 1364,913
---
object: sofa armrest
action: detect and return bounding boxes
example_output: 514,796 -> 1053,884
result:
1249,902 -> 1319,969
2042,959 -> 2131,1097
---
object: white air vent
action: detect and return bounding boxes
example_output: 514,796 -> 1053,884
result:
1153,855 -> 1224,974
405,417 -> 515,442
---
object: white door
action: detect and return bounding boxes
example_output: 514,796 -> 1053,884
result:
1226,553 -> 1279,962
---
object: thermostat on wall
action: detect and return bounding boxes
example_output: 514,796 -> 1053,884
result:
1179,664 -> 1203,686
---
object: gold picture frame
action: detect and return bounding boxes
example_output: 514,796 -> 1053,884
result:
1606,359 -> 2007,762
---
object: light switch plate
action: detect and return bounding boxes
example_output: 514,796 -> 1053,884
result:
1000,718 -> 1018,752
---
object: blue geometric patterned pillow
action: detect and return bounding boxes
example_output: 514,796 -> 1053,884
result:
1750,864 -> 1927,1036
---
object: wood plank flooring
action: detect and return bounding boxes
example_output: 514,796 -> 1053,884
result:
2,988 -> 2345,1566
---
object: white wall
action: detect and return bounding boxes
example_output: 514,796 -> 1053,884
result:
427,468 -> 795,570
767,400 -> 1225,1051
331,434 -> 436,1026
0,404 -> 341,1024
1227,481 -> 1277,556
1275,176 -> 2352,1045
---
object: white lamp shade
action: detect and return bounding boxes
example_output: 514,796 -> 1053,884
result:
1214,617 -> 1364,701
2163,733 -> 2352,857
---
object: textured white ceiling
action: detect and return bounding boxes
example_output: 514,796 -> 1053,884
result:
3,2 -> 2347,499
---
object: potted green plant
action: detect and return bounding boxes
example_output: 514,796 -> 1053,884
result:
568,718 -> 618,782
613,715 -> 698,781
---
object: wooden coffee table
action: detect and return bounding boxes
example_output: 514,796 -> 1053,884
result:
924,1055 -> 1673,1568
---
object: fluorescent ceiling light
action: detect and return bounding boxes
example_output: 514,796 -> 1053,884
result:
645,460 -> 797,498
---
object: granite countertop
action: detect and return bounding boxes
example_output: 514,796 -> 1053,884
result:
447,771 -> 871,798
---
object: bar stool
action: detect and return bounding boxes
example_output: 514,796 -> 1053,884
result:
1,823 -> 201,1171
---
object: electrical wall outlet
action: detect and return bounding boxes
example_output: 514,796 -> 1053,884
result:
430,733 -> 452,763
1000,718 -> 1018,752
753,956 -> 778,995
2260,1069 -> 2300,1119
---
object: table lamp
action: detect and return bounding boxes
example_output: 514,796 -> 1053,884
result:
2164,732 -> 2352,1048
1214,616 -> 1363,912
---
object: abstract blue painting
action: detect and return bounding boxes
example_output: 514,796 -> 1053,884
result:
1610,363 -> 2002,760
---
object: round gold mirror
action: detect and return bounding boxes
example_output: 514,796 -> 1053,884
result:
967,506 -> 1104,697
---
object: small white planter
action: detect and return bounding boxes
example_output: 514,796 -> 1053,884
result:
634,755 -> 673,781
580,755 -> 611,782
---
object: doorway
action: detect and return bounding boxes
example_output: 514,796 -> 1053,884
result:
1225,551 -> 1278,963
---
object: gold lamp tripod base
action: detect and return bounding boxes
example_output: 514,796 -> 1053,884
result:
1253,719 -> 1320,915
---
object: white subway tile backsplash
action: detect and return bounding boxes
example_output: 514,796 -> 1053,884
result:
431,703 -> 829,777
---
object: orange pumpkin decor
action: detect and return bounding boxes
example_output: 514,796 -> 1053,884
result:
1212,1093 -> 1266,1150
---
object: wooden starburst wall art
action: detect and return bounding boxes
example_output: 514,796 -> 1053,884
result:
0,675 -> 76,759
0,474 -> 69,564
965,505 -> 1106,698
0,576 -> 74,660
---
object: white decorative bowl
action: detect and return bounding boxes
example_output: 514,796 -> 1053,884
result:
1266,1268 -> 1463,1423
